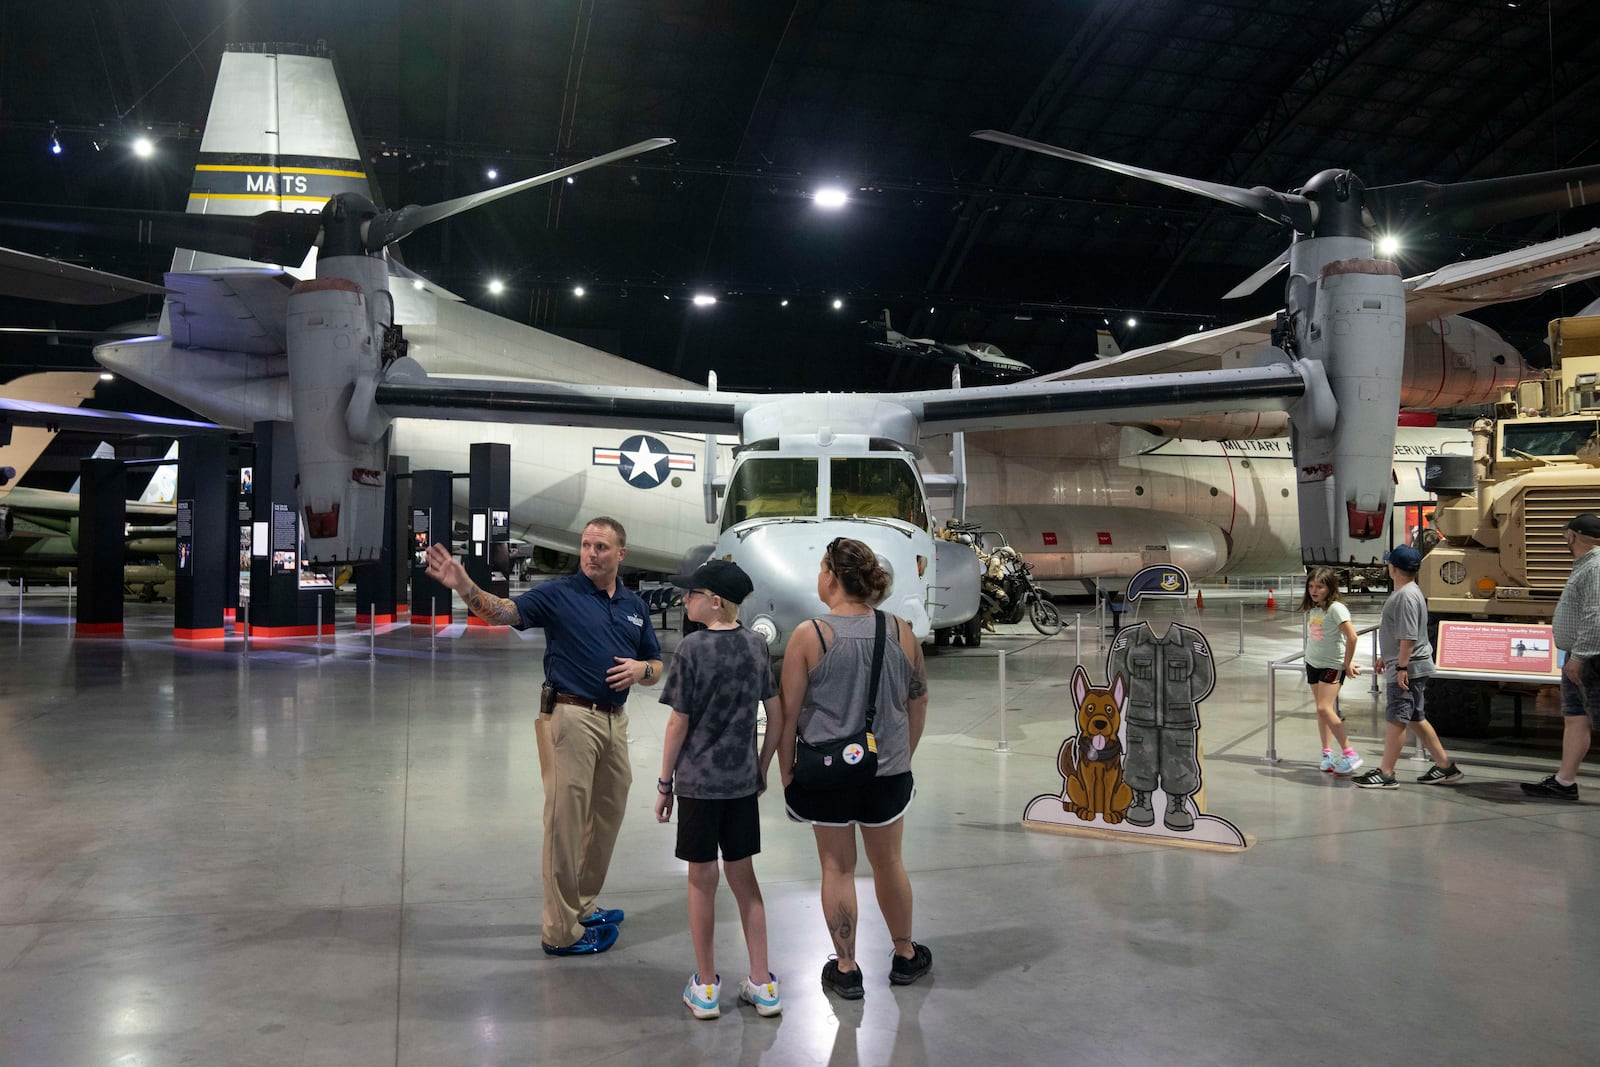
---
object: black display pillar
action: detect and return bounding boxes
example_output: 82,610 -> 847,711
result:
355,453 -> 403,627
391,453 -> 411,621
75,457 -> 126,637
226,445 -> 253,627
466,442 -> 511,628
245,421 -> 333,638
409,468 -> 454,627
173,435 -> 228,640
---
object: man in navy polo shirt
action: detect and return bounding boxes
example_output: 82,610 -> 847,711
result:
426,515 -> 662,955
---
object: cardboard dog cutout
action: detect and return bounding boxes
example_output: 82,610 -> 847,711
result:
1024,565 -> 1247,850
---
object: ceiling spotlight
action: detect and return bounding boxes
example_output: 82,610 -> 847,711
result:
573,286 -> 586,297
780,299 -> 789,307
1377,234 -> 1401,257
488,279 -> 505,296
132,136 -> 154,158
692,294 -> 717,307
566,176 -> 575,185
832,298 -> 844,310
99,372 -> 115,382
49,130 -> 62,156
1125,317 -> 1138,328
486,167 -> 498,181
663,293 -> 671,300
814,187 -> 848,209
928,306 -> 935,314
412,279 -> 425,290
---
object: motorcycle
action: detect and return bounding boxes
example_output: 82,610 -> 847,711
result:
979,542 -> 1063,636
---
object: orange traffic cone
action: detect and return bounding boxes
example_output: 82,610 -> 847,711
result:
1195,588 -> 1205,612
1266,588 -> 1277,611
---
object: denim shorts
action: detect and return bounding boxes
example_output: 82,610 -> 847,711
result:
1385,675 -> 1427,723
1559,657 -> 1600,728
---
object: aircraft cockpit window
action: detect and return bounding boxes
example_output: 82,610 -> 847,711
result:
721,458 -> 819,531
1501,417 -> 1600,459
828,458 -> 928,529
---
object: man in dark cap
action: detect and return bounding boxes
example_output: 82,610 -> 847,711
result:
1523,513 -> 1600,800
1352,544 -> 1463,788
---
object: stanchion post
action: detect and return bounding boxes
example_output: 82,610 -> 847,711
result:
1074,613 -> 1082,666
1266,661 -> 1279,762
430,596 -> 437,654
1238,599 -> 1245,654
317,593 -> 324,646
995,649 -> 1010,753
370,612 -> 376,659
243,599 -> 250,652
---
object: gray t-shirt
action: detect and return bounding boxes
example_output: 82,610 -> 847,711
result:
1379,581 -> 1434,679
660,626 -> 777,799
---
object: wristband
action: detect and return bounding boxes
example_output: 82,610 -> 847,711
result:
657,777 -> 673,795
1397,666 -> 1408,672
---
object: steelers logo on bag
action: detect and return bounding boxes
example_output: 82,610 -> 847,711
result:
843,743 -> 866,765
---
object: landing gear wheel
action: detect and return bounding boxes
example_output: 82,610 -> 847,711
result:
962,614 -> 983,647
1029,597 -> 1063,635
933,627 -> 951,647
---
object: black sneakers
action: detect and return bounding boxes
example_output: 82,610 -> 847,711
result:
821,958 -> 864,1000
1521,775 -> 1580,801
889,942 -> 933,986
1417,762 -> 1465,785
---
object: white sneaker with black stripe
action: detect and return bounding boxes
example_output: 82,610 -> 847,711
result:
1351,768 -> 1398,789
1417,763 -> 1464,785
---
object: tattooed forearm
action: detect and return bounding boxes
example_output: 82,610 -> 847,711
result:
908,642 -> 928,699
464,582 -> 520,626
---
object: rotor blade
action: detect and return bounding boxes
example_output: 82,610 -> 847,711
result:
0,204 -> 323,267
366,137 -> 675,249
1369,164 -> 1600,233
1222,247 -> 1291,299
0,246 -> 174,304
972,130 -> 1314,230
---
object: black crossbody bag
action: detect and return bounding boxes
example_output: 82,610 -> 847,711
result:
792,610 -> 885,788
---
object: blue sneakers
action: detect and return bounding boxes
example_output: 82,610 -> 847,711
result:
1320,750 -> 1337,773
580,906 -> 625,927
683,973 -> 721,1020
738,973 -> 782,1016
541,924 -> 619,956
1333,752 -> 1364,775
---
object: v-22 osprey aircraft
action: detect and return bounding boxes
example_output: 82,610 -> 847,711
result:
8,44 -> 1600,650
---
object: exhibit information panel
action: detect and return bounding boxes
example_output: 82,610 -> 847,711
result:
1436,621 -> 1556,675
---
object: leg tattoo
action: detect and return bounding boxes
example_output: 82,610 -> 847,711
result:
829,903 -> 856,958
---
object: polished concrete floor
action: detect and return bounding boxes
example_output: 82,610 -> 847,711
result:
2,588 -> 1596,1066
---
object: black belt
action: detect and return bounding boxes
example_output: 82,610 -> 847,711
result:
553,693 -> 623,713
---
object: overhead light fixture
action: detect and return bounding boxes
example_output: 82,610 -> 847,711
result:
1125,317 -> 1138,328
488,279 -> 505,295
99,372 -> 115,382
412,279 -> 425,290
573,286 -> 586,297
566,176 -> 575,185
814,187 -> 848,209
692,294 -> 716,307
486,167 -> 498,181
832,298 -> 844,310
132,136 -> 154,158
928,306 -> 935,314
49,129 -> 62,156
780,299 -> 789,307
1377,234 -> 1401,257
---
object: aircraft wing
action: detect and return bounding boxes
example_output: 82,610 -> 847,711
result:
375,363 -> 1310,437
0,396 -> 219,436
0,245 -> 173,305
1040,226 -> 1600,382
0,485 -> 175,523
163,269 -> 293,354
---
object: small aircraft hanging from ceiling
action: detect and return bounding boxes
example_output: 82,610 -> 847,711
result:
863,310 -> 1035,378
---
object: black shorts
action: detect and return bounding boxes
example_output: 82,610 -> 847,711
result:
1306,665 -> 1346,686
784,771 -> 915,827
675,793 -> 761,863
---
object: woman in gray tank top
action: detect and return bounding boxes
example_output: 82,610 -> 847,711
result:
775,537 -> 933,998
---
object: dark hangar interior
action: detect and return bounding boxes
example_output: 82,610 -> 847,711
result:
3,0 -> 1600,466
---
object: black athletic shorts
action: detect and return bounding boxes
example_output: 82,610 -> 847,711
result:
675,793 -> 761,863
1306,665 -> 1346,686
784,771 -> 915,827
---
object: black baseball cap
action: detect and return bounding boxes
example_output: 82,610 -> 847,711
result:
670,558 -> 755,604
1566,513 -> 1600,538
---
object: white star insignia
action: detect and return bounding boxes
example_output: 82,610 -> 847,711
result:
622,439 -> 667,483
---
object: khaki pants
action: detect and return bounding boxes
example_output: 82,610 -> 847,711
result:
535,704 -> 632,947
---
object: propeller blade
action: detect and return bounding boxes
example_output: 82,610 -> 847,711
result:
1369,164 -> 1600,233
1223,247 -> 1291,299
0,245 -> 174,304
973,130 -> 1314,231
0,204 -> 323,267
365,137 -> 675,249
